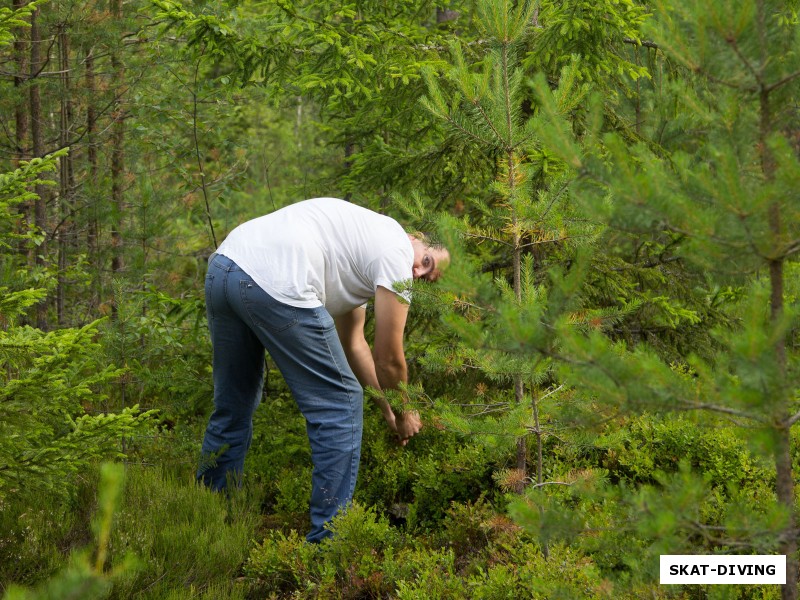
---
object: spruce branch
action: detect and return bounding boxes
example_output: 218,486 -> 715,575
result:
623,37 -> 659,49
464,231 -> 513,247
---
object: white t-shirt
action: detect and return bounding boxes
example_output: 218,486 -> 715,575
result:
216,198 -> 413,316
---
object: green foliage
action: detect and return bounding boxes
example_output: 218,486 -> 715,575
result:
510,1 -> 800,588
246,503 -> 401,598
245,529 -> 317,595
529,0 -> 650,83
271,466 -> 311,517
600,415 -> 773,489
419,0 -> 605,500
0,152 -> 66,253
0,153 -> 156,502
146,0 -> 463,203
149,0 -> 280,85
2,463 -> 134,600
4,0 -> 800,597
354,402 -> 502,531
0,319 -> 155,500
106,465 -> 257,599
466,541 -> 613,600
0,0 -> 49,49
97,285 -> 212,419
246,498 -> 616,599
406,440 -> 498,530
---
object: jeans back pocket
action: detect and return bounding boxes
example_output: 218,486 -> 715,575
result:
240,279 -> 298,333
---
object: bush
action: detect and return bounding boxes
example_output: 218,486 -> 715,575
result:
600,415 -> 773,490
245,529 -> 318,596
356,413 -> 500,532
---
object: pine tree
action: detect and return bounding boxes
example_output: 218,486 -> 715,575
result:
417,0 -> 618,497
513,0 -> 800,595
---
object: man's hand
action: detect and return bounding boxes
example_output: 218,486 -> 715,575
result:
393,410 -> 422,446
373,394 -> 421,446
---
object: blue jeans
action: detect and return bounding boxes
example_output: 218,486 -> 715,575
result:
198,253 -> 363,543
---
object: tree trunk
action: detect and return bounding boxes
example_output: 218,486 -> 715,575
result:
110,0 -> 125,312
759,71 -> 797,600
57,25 -> 74,326
513,379 -> 527,493
776,425 -> 797,600
30,7 -> 48,330
510,143 -> 527,492
13,0 -> 30,261
436,5 -> 459,24
13,0 -> 29,167
85,44 -> 100,310
343,140 -> 355,202
532,386 -> 549,559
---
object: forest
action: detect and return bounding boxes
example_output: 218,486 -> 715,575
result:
1,0 -> 799,598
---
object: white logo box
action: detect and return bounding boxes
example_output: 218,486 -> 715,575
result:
660,555 -> 786,585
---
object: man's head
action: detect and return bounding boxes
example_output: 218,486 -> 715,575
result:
408,234 -> 450,283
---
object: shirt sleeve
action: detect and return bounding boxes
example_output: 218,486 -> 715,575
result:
365,247 -> 413,303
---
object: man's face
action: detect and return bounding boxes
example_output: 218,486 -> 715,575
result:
409,236 -> 450,282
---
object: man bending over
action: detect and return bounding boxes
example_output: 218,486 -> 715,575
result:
198,197 -> 450,542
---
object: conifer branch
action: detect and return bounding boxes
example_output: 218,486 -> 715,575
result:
464,232 -> 513,247
765,69 -> 800,92
518,234 -> 576,249
191,48 -> 217,249
739,213 -> 771,261
690,65 -> 758,92
472,98 -> 510,148
725,35 -> 763,88
680,402 -> 766,423
784,240 -> 800,259
469,404 -> 512,416
665,225 -> 754,251
623,37 -> 659,49
446,401 -> 509,410
536,178 -> 572,222
783,410 -> 800,429
437,111 -> 497,148
502,41 -> 514,150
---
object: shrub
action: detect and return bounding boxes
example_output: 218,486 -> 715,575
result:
245,529 -> 318,596
600,415 -> 773,490
106,465 -> 257,599
1,464 -> 133,600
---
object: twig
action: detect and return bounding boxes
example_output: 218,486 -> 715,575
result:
783,410 -> 800,429
192,47 -> 217,248
528,481 -> 572,489
623,37 -> 659,50
765,69 -> 800,93
679,401 -> 765,423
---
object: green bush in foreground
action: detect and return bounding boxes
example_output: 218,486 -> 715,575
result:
245,500 -> 619,599
106,465 -> 258,600
2,463 -> 131,600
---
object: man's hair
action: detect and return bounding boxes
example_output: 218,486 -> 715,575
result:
411,230 -> 446,251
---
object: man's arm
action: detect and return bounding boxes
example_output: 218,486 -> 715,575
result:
372,286 -> 422,443
334,287 -> 422,444
334,307 -> 395,426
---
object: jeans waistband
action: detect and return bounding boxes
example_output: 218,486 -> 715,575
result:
208,252 -> 241,272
